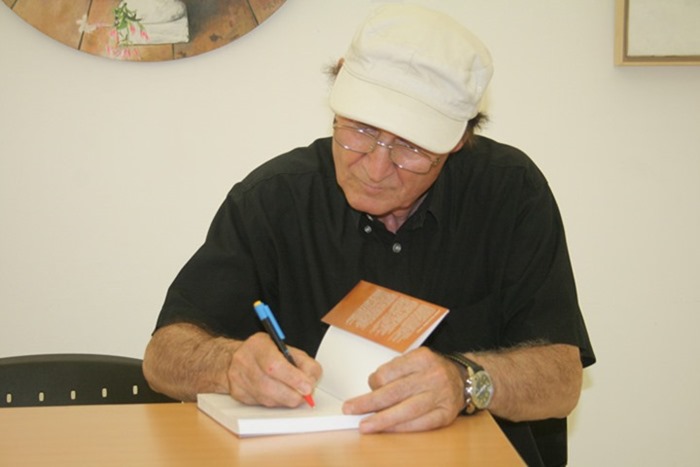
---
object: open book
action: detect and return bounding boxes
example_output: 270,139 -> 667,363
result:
197,280 -> 449,437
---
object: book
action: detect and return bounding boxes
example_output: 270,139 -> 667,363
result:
197,280 -> 449,437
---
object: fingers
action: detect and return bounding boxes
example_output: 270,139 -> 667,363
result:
289,346 -> 323,383
227,332 -> 321,407
357,393 -> 455,434
343,347 -> 464,433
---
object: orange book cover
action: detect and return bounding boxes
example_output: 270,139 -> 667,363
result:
321,280 -> 449,353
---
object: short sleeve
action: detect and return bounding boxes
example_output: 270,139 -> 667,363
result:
500,166 -> 595,367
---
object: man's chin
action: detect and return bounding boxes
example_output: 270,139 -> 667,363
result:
346,198 -> 391,218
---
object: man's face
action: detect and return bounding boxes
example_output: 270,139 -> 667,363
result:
331,116 -> 454,219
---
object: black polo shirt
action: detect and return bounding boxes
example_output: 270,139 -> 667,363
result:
156,136 -> 595,466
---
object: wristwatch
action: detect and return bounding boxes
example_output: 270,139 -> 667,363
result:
444,352 -> 494,415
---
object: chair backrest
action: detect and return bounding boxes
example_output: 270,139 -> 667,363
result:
0,353 -> 178,407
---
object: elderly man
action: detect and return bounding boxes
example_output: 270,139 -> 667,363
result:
144,5 -> 595,466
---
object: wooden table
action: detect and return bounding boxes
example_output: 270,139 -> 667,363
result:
0,402 -> 524,466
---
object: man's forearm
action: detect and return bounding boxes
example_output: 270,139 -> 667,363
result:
466,343 -> 582,422
143,322 -> 242,401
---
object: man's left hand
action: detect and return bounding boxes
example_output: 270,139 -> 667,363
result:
342,347 -> 464,433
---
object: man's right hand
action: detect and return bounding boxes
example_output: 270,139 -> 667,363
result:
227,332 -> 321,407
143,323 -> 321,406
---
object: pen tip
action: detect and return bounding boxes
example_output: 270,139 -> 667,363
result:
304,394 -> 316,408
253,300 -> 262,307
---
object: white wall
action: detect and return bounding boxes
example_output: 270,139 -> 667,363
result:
1,1 -> 699,465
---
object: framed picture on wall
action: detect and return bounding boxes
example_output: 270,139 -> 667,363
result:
615,0 -> 700,65
3,0 -> 287,62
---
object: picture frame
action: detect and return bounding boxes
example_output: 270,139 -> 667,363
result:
615,0 -> 700,66
3,0 -> 287,62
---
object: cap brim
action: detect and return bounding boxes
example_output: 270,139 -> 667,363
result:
329,67 -> 467,155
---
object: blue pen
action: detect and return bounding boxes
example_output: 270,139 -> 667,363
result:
253,300 -> 315,407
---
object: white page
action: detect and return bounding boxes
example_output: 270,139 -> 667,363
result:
315,326 -> 399,401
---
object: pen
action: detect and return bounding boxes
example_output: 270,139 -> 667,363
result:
253,300 -> 315,408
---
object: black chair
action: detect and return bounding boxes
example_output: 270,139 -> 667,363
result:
0,353 -> 178,407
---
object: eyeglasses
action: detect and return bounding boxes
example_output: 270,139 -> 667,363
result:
333,123 -> 441,175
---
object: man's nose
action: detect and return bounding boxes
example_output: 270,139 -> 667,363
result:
364,140 -> 395,181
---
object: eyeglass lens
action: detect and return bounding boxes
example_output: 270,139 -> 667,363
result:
334,126 -> 435,174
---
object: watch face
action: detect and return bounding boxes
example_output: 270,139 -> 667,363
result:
471,371 -> 494,409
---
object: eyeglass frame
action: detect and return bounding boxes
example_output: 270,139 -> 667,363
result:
332,121 -> 442,175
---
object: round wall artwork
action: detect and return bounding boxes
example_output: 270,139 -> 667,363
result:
3,0 -> 287,61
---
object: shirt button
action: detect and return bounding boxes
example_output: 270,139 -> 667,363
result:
392,242 -> 402,253
364,225 -> 373,234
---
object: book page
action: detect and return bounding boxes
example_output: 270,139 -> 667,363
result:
321,281 -> 449,353
315,326 -> 399,401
